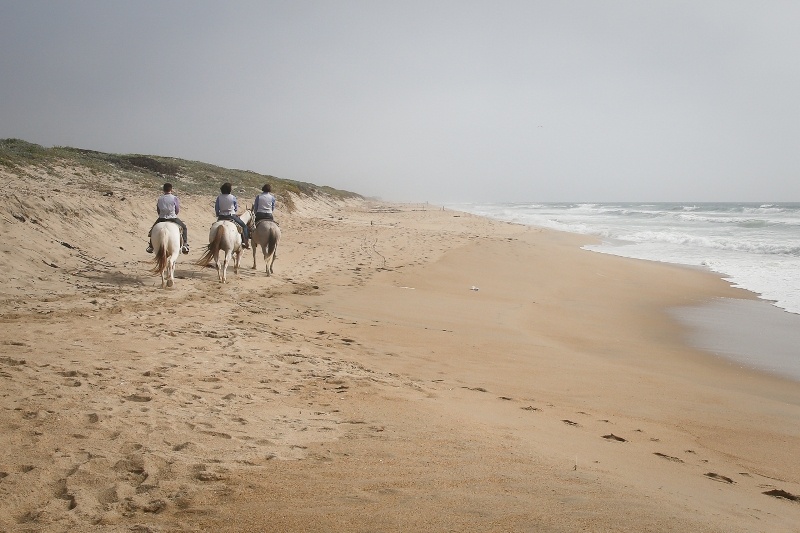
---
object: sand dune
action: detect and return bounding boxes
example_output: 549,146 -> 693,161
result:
1,165 -> 799,532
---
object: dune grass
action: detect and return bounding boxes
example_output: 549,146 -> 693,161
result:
1,138 -> 362,212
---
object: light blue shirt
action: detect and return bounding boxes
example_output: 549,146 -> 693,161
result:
156,193 -> 180,218
254,192 -> 276,214
215,193 -> 238,216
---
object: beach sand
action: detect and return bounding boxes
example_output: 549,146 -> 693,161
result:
1,166 -> 799,532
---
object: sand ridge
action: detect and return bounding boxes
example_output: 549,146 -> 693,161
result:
1,166 -> 800,532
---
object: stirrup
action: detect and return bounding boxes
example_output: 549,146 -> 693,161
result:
181,244 -> 190,254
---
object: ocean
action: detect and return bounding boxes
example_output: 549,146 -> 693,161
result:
450,202 -> 800,381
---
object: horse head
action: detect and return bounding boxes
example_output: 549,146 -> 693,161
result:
242,205 -> 255,231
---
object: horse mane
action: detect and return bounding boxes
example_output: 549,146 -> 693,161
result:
242,207 -> 254,231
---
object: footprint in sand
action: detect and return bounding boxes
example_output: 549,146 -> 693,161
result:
124,393 -> 152,402
462,386 -> 489,393
705,472 -> 735,484
653,452 -> 684,463
763,488 -> 800,502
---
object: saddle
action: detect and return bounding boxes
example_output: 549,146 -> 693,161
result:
217,215 -> 243,235
255,213 -> 278,226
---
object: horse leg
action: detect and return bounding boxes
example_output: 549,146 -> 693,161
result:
157,245 -> 168,288
234,249 -> 241,275
215,251 -> 224,283
166,254 -> 176,288
251,243 -> 258,269
221,252 -> 230,283
266,237 -> 278,275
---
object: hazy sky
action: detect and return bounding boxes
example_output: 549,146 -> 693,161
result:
2,1 -> 799,202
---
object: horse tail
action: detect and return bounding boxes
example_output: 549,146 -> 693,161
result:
195,225 -> 225,267
150,240 -> 169,274
267,228 -> 279,258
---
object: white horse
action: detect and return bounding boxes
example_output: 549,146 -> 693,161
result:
196,211 -> 251,283
149,221 -> 181,288
248,208 -> 281,275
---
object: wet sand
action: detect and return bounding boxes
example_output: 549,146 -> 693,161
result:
1,165 -> 800,532
672,297 -> 800,382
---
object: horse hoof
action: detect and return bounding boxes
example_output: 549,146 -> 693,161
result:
166,279 -> 174,288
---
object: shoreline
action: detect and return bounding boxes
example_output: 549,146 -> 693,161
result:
574,240 -> 800,384
449,201 -> 800,317
493,209 -> 800,385
576,243 -> 800,384
1,179 -> 799,532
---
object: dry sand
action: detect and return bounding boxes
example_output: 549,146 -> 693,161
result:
1,166 -> 799,532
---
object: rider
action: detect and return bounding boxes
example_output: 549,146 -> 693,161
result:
253,183 -> 277,223
147,182 -> 189,254
215,182 -> 249,249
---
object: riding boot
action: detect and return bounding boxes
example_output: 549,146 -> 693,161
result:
146,242 -> 154,253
